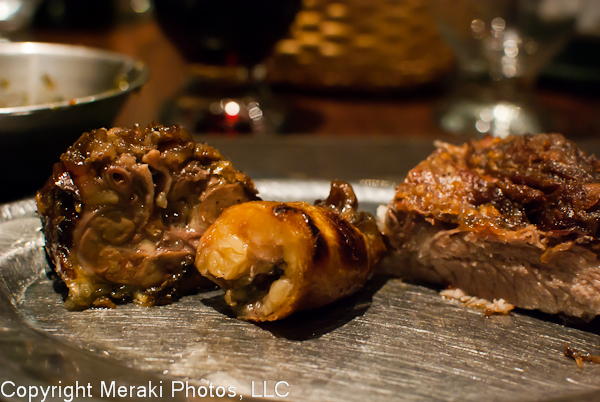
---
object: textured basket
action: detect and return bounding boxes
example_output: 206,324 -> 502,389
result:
266,0 -> 455,91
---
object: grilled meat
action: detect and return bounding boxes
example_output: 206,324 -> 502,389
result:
382,134 -> 600,319
36,123 -> 258,310
195,180 -> 386,321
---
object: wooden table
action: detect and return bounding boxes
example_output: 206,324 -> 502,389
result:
31,17 -> 600,141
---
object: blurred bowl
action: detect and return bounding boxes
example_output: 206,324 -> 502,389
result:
0,41 -> 148,134
0,42 -> 148,202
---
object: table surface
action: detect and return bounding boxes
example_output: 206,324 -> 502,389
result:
29,17 -> 600,142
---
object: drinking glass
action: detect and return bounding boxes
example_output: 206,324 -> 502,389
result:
153,0 -> 302,135
429,0 -> 583,137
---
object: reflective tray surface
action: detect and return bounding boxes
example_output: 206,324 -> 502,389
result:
1,179 -> 600,402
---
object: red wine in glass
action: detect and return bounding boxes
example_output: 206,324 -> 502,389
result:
154,0 -> 302,68
154,0 -> 302,134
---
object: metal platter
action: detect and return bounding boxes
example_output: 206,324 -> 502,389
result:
2,179 -> 600,402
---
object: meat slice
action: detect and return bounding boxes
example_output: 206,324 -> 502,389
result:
36,123 -> 259,310
381,134 -> 600,319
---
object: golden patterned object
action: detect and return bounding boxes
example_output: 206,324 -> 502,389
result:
266,0 -> 455,91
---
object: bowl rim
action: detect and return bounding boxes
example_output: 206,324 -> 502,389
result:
0,41 -> 149,115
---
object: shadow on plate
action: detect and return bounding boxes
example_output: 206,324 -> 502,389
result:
515,308 -> 600,337
202,275 -> 389,341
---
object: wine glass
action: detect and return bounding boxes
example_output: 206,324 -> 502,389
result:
429,0 -> 583,137
153,0 -> 302,135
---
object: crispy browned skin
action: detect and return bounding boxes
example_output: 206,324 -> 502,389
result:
195,181 -> 386,321
37,123 -> 258,310
383,134 -> 600,319
392,134 -> 600,237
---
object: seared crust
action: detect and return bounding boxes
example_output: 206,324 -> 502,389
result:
37,123 -> 258,310
195,182 -> 386,321
391,134 -> 600,239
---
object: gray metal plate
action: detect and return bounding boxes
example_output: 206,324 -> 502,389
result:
2,180 -> 600,402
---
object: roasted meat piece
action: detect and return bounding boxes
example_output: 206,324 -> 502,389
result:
37,124 -> 259,310
195,180 -> 386,321
382,134 -> 600,319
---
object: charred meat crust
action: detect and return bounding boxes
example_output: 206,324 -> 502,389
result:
383,133 -> 600,319
393,134 -> 600,240
37,165 -> 81,281
323,211 -> 368,267
273,203 -> 330,264
37,123 -> 259,310
272,201 -> 369,267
